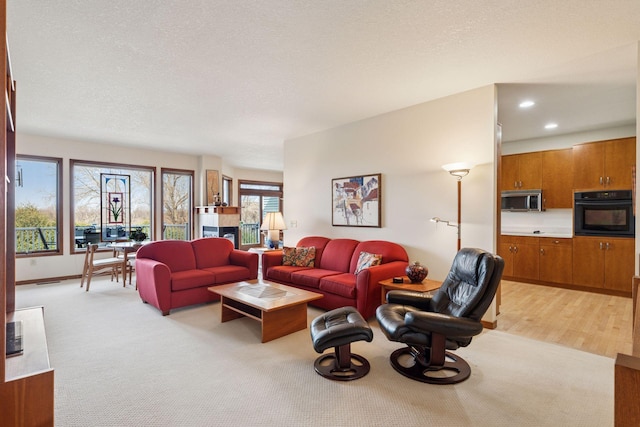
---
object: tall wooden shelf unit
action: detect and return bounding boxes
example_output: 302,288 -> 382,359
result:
0,1 -> 55,425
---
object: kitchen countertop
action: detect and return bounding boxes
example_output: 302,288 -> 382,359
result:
501,229 -> 573,239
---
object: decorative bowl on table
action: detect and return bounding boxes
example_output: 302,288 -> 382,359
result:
406,261 -> 428,283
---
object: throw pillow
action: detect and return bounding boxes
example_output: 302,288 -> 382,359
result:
282,246 -> 317,267
282,247 -> 297,266
354,251 -> 382,274
294,246 -> 316,267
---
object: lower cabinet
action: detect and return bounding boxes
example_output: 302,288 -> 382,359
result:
539,238 -> 573,284
498,236 -> 539,281
572,236 -> 635,292
500,234 -> 634,293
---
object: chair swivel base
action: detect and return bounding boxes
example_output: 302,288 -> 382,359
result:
389,347 -> 471,384
314,349 -> 370,381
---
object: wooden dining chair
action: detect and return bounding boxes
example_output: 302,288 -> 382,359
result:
80,244 -> 128,292
113,248 -> 138,289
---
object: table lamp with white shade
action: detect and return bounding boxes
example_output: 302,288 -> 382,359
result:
260,212 -> 287,248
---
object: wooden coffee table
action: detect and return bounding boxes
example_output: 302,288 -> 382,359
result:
379,276 -> 442,303
209,280 -> 323,343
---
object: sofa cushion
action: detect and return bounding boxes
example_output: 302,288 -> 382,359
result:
191,237 -> 233,269
267,265 -> 310,283
137,240 -> 197,272
201,265 -> 251,283
283,246 -> 316,267
290,269 -> 341,289
171,269 -> 216,292
318,239 -> 360,272
319,273 -> 357,298
354,251 -> 382,274
296,237 -> 331,265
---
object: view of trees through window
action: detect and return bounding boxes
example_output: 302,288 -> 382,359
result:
72,161 -> 153,251
239,181 -> 282,247
162,169 -> 193,240
15,156 -> 61,254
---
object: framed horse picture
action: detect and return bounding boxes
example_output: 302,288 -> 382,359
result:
331,173 -> 381,227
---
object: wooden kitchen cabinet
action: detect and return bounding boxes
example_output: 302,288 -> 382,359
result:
499,235 -> 539,281
501,152 -> 542,191
572,137 -> 636,191
539,237 -> 572,284
572,236 -> 634,292
542,149 -> 573,209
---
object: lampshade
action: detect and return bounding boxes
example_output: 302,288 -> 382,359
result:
442,162 -> 475,179
260,212 -> 287,244
260,212 -> 287,231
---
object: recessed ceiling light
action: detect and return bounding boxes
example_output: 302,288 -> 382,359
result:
519,100 -> 535,108
544,123 -> 558,130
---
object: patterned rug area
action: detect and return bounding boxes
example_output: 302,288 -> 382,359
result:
16,278 -> 614,427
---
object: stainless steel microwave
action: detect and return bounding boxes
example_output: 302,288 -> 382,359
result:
501,189 -> 543,212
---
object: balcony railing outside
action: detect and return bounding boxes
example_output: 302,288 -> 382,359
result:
240,223 -> 260,245
16,226 -> 58,253
163,224 -> 188,240
16,224 -> 189,253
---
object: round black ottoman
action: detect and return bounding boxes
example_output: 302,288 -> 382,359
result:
310,306 -> 373,381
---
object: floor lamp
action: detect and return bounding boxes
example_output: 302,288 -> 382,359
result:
441,162 -> 474,251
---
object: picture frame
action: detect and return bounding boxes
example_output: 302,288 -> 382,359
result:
206,170 -> 220,205
332,173 -> 381,227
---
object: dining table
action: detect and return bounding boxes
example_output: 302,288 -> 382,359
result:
108,241 -> 147,286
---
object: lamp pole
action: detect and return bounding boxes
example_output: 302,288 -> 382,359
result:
457,177 -> 462,251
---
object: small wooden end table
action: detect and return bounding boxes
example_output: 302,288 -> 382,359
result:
209,280 -> 323,343
379,277 -> 442,303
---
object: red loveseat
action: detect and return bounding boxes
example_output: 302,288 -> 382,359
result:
262,236 -> 409,319
136,238 -> 258,315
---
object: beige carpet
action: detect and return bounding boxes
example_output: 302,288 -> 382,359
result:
15,278 -> 614,427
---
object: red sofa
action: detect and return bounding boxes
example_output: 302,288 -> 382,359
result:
262,236 -> 409,319
136,238 -> 258,315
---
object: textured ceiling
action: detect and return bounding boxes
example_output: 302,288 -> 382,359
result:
7,1 -> 640,171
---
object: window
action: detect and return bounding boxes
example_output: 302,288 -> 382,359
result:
161,168 -> 193,240
222,175 -> 232,206
15,155 -> 62,255
71,160 -> 154,252
238,180 -> 283,248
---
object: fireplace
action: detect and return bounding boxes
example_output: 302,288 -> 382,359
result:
202,226 -> 239,249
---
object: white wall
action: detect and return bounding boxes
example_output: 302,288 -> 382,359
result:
283,85 -> 498,282
15,133 -> 282,282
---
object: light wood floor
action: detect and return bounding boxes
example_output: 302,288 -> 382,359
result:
497,280 -> 634,359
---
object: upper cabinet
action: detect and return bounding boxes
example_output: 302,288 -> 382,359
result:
542,148 -> 573,209
501,152 -> 542,191
573,137 -> 636,191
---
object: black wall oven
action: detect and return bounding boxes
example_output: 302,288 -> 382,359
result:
574,190 -> 634,237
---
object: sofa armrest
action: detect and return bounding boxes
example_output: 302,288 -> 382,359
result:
355,260 -> 409,318
229,250 -> 259,279
135,258 -> 172,315
262,250 -> 284,277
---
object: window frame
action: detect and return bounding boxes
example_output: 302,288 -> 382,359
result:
161,167 -> 194,241
222,174 -> 233,206
70,159 -> 156,253
15,154 -> 63,257
238,179 -> 283,249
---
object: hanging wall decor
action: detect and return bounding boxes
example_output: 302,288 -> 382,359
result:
101,173 -> 131,241
332,173 -> 381,227
206,170 -> 220,205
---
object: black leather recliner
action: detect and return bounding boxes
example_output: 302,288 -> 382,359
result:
376,247 -> 504,384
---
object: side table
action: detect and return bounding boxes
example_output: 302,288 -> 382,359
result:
379,276 -> 442,304
248,247 -> 282,279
